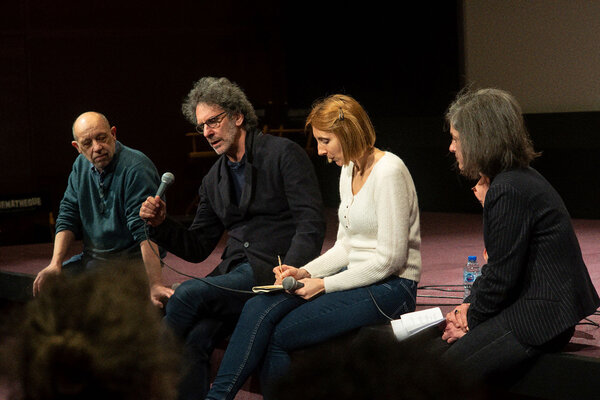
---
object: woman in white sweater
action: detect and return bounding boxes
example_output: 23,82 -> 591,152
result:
206,94 -> 422,400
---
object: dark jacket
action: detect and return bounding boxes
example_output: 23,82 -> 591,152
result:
151,129 -> 326,285
467,167 -> 599,346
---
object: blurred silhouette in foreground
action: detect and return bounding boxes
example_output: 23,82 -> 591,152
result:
1,263 -> 180,400
269,326 -> 488,400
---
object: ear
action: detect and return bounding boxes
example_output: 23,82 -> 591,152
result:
110,126 -> 117,140
71,140 -> 82,154
234,113 -> 244,128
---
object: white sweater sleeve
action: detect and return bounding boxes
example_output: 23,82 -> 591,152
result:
302,221 -> 350,277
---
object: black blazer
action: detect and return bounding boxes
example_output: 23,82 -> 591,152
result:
151,129 -> 326,285
467,167 -> 599,346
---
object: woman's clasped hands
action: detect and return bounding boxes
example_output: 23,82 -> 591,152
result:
442,303 -> 470,343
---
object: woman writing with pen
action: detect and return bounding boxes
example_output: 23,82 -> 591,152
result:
204,94 -> 422,400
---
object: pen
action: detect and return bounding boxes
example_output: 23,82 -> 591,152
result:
278,255 -> 283,275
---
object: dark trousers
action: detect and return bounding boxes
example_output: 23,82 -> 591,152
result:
62,252 -> 145,275
163,262 -> 256,400
409,315 -> 574,393
62,252 -> 112,273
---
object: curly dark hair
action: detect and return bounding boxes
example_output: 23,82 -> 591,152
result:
181,76 -> 258,131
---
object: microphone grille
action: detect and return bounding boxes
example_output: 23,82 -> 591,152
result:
161,172 -> 175,184
282,276 -> 295,291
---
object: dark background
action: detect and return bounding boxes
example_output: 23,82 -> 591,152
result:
1,1 -> 598,245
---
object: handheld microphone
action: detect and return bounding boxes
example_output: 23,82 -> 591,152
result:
156,172 -> 175,198
282,276 -> 304,291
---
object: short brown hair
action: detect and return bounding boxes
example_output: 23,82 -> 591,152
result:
305,94 -> 376,164
446,88 -> 539,180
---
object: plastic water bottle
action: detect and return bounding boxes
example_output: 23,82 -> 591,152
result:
463,256 -> 480,299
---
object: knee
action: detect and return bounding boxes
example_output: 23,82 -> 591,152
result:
241,295 -> 273,314
270,325 -> 290,352
163,281 -> 211,335
240,295 -> 291,328
173,279 -> 205,301
167,280 -> 213,312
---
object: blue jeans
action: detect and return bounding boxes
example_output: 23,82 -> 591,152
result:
62,252 -> 146,272
163,262 -> 255,400
206,276 -> 417,400
61,252 -> 147,280
62,253 -> 114,273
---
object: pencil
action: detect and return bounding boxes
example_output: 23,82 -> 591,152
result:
278,255 -> 283,275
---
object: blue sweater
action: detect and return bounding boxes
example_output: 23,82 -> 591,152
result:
56,142 -> 160,260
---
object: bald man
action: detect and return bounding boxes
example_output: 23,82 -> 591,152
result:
33,112 -> 174,307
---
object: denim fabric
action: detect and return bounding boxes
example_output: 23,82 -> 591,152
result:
62,252 -> 146,275
207,276 -> 417,400
61,253 -> 108,273
163,262 -> 256,400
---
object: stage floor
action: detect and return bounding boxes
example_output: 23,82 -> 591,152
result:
2,211 -> 599,358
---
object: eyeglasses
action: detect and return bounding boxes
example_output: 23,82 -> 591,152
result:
195,111 -> 227,134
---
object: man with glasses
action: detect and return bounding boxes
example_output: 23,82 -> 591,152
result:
140,77 -> 326,400
33,111 -> 174,308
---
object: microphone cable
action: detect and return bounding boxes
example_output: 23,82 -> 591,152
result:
367,288 -> 394,321
580,317 -> 600,327
143,222 -> 254,294
144,222 -> 422,322
416,284 -> 464,306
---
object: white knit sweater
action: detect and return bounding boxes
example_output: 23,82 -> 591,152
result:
302,152 -> 422,293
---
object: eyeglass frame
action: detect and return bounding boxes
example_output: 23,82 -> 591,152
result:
195,111 -> 228,134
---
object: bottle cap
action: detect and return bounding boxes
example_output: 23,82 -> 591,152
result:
468,256 -> 477,262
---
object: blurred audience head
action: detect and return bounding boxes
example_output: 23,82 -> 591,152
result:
2,263 -> 180,400
269,330 -> 487,400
